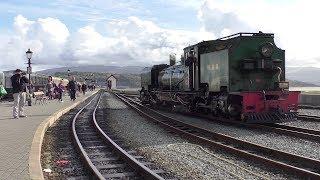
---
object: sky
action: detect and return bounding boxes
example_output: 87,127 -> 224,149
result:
0,0 -> 319,71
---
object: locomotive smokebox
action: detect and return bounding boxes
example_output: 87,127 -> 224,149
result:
169,54 -> 176,66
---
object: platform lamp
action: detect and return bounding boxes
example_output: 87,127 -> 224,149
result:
26,48 -> 33,106
67,69 -> 71,78
91,73 -> 95,83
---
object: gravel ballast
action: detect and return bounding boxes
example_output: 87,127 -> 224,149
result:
158,110 -> 320,160
137,143 -> 292,180
291,109 -> 320,131
281,119 -> 320,131
99,92 -> 186,148
41,96 -> 96,179
98,92 -> 295,179
299,108 -> 320,116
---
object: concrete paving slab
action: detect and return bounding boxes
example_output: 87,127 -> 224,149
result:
0,92 -> 96,180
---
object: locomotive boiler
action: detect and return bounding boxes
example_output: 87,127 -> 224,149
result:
140,32 -> 300,123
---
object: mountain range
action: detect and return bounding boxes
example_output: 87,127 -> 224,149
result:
37,65 -> 144,75
37,65 -> 320,86
286,67 -> 320,85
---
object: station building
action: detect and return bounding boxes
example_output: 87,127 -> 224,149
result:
106,75 -> 117,89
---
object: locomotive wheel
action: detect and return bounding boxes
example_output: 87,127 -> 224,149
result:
227,103 -> 242,117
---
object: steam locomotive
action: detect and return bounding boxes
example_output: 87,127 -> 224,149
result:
140,32 -> 300,123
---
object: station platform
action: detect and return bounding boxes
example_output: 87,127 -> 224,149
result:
0,91 -> 96,180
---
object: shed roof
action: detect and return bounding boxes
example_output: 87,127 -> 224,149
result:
106,74 -> 117,80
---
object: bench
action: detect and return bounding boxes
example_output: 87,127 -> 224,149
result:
33,91 -> 48,104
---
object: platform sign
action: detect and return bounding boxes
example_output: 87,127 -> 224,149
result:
27,67 -> 32,74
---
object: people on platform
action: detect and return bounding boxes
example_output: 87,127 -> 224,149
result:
77,83 -> 81,93
67,76 -> 77,101
56,80 -> 65,102
81,82 -> 87,95
11,69 -> 29,119
46,76 -> 55,100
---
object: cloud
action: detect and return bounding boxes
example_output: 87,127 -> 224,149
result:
64,16 -> 214,66
198,0 -> 320,66
0,15 -> 214,71
2,0 -> 318,72
0,15 -> 70,71
198,0 -> 252,35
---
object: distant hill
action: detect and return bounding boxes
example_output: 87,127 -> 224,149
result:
36,65 -> 320,87
53,72 -> 141,88
287,67 -> 320,85
37,65 -> 145,75
287,79 -> 318,87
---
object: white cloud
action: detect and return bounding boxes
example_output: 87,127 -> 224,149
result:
198,0 -> 320,67
3,0 -> 318,72
0,15 -> 70,71
0,15 -> 215,71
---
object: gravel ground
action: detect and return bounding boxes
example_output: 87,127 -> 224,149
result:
277,108 -> 320,131
137,143 -> 294,180
280,119 -> 320,131
299,108 -> 320,116
157,110 -> 320,160
99,92 -> 186,149
41,96 -> 96,179
98,92 -> 295,179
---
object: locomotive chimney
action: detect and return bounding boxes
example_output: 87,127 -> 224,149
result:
169,54 -> 176,66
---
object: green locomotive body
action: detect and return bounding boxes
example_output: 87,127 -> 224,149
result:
140,32 -> 300,123
184,32 -> 285,92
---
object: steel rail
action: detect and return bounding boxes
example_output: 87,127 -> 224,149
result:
116,93 -> 320,179
92,92 -> 164,180
122,93 -> 320,141
265,124 -> 320,136
184,112 -> 320,143
122,94 -> 320,171
71,94 -> 105,180
250,123 -> 320,142
298,115 -> 320,122
72,92 -> 164,180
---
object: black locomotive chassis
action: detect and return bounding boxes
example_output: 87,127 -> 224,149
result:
148,90 -> 203,106
141,89 -> 298,123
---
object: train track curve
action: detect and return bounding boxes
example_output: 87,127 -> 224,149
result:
71,92 -> 166,179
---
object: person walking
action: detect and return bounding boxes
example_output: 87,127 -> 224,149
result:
11,69 -> 29,119
77,83 -> 81,93
46,76 -> 54,100
81,82 -> 87,95
67,76 -> 77,101
56,80 -> 65,102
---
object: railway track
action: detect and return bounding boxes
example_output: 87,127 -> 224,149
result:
298,114 -> 320,122
71,92 -> 167,179
115,92 -> 320,179
123,93 -> 320,141
120,93 -> 320,123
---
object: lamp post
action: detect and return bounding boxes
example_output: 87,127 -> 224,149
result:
67,69 -> 71,78
26,48 -> 33,106
91,73 -> 95,83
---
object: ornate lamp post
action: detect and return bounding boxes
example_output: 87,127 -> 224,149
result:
26,48 -> 33,106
